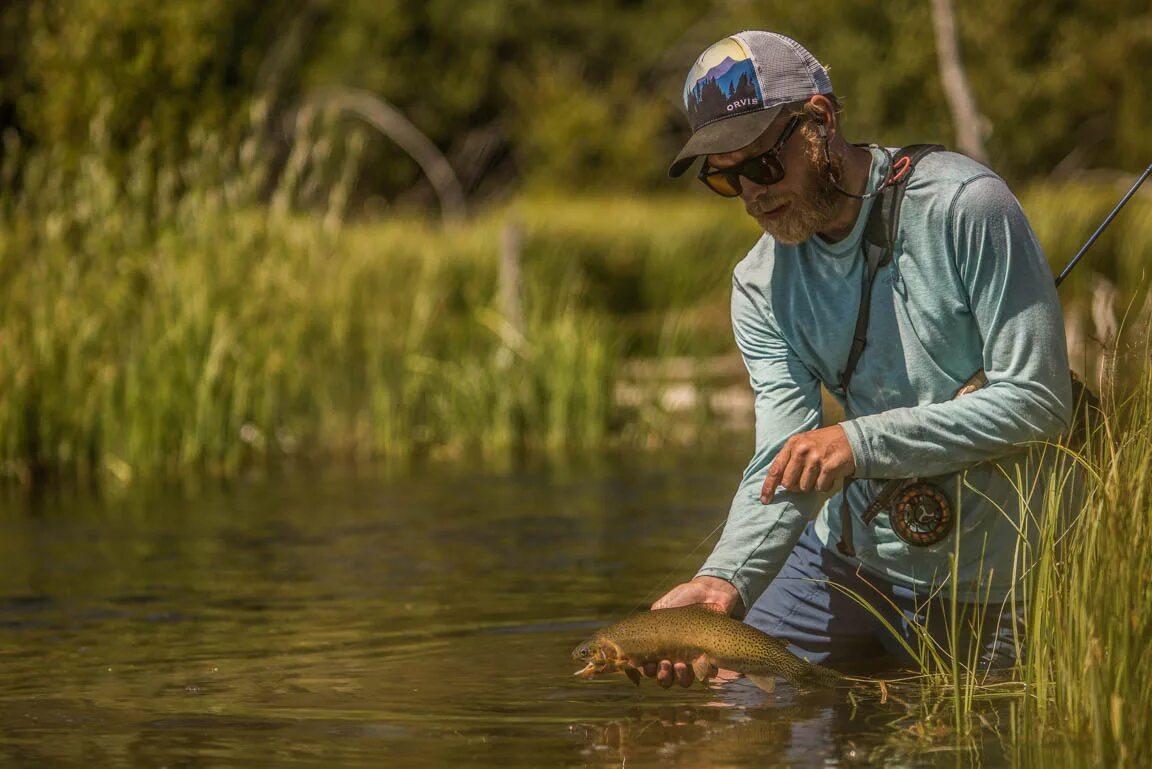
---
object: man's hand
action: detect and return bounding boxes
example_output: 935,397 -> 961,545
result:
643,577 -> 742,688
760,424 -> 856,505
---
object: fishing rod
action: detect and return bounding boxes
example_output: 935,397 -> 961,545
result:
1055,163 -> 1152,287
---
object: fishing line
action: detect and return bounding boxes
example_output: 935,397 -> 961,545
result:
626,515 -> 729,618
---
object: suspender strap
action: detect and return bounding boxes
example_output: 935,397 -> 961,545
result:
836,143 -> 944,557
838,241 -> 889,393
838,144 -> 944,394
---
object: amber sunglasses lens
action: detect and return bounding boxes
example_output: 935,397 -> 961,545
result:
701,171 -> 741,197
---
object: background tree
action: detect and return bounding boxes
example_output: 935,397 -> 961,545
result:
0,0 -> 1147,208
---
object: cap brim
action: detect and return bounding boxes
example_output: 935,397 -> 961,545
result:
667,105 -> 785,178
668,105 -> 783,178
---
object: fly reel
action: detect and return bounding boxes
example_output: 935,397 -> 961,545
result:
889,482 -> 953,546
860,478 -> 954,547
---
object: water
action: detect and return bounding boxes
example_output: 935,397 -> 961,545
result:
0,448 -> 1014,768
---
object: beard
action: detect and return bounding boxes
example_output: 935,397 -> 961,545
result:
749,130 -> 844,244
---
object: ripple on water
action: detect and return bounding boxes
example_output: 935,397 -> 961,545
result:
0,456 -> 1018,769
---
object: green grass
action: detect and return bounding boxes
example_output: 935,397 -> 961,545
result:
1,113 -> 1149,486
0,116 -> 762,483
841,358 -> 1152,765
1007,359 -> 1152,767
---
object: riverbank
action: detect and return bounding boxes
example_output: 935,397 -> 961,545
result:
1,153 -> 1149,485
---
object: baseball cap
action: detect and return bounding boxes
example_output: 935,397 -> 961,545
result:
668,31 -> 834,178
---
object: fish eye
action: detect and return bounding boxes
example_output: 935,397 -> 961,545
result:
572,642 -> 592,660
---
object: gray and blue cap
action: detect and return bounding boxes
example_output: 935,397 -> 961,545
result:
668,31 -> 834,178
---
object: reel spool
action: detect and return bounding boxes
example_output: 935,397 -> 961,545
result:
890,482 -> 953,546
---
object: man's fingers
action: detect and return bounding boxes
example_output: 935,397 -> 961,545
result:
643,659 -> 693,686
760,467 -> 781,503
779,453 -> 805,495
762,427 -> 859,502
761,446 -> 791,503
816,458 -> 845,492
799,460 -> 822,493
651,583 -> 690,610
639,658 -> 709,687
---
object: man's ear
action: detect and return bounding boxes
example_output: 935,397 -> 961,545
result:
808,95 -> 837,140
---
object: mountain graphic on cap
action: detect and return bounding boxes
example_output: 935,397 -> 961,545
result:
669,31 -> 834,178
684,42 -> 764,130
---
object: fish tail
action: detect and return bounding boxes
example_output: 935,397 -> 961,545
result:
806,661 -> 844,688
775,657 -> 843,689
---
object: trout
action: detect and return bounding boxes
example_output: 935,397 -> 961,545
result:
572,604 -> 842,692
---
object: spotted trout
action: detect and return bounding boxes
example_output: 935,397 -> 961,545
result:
572,604 -> 842,692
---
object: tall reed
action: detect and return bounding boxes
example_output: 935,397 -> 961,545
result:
1010,356 -> 1152,767
0,109 -> 756,484
868,352 -> 1152,764
1,106 -> 1149,486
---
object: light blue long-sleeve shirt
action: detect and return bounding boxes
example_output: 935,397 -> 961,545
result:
697,148 -> 1073,609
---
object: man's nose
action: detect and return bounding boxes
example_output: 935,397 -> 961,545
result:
739,176 -> 769,203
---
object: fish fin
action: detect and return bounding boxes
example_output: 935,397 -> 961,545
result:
745,673 -> 776,693
712,667 -> 742,684
690,655 -> 713,683
624,666 -> 641,686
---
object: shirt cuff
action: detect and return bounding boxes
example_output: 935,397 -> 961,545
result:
840,418 -> 873,477
694,567 -> 756,620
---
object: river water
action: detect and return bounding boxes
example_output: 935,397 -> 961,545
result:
0,447 -> 1035,768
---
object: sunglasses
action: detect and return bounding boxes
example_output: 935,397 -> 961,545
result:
697,115 -> 803,197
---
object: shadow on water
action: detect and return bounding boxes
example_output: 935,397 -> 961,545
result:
0,447 -> 1029,768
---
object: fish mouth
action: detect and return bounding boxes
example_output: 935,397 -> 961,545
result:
572,639 -> 619,678
571,640 -> 600,663
573,639 -> 617,661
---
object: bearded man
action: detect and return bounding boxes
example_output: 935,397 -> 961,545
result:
645,31 -> 1073,686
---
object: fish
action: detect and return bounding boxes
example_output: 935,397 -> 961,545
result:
572,604 -> 843,692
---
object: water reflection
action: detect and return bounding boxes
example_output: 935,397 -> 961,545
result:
568,679 -> 968,769
0,449 -> 1018,768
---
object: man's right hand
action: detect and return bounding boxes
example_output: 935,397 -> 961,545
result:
643,576 -> 744,688
651,575 -> 743,614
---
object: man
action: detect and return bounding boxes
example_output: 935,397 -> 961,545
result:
645,31 -> 1073,687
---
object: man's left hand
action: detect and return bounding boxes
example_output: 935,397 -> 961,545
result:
760,425 -> 856,504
